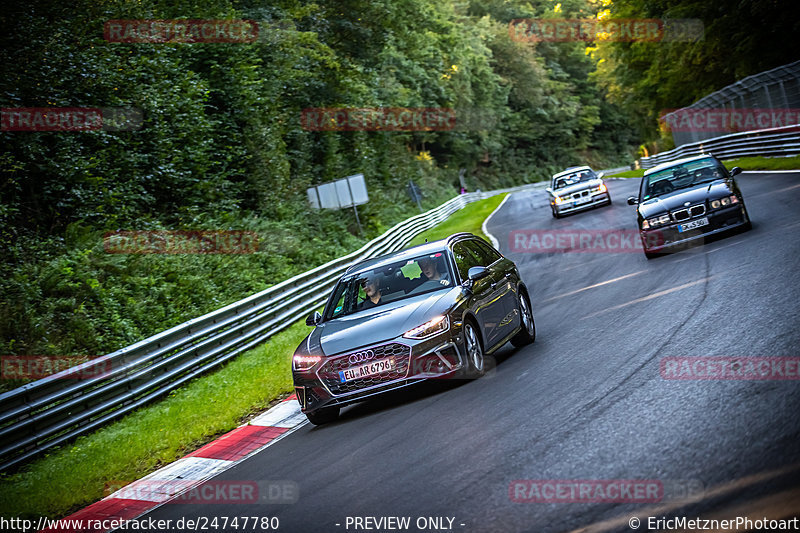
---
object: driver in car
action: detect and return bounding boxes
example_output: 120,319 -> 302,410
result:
359,275 -> 383,310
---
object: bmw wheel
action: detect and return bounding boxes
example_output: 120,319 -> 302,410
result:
644,250 -> 660,260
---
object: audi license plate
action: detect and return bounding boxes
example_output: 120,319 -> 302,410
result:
678,217 -> 709,232
339,358 -> 395,382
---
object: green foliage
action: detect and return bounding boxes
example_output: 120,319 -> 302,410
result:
1,0 -> 639,376
592,0 -> 800,143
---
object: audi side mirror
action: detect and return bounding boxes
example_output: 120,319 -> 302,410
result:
627,196 -> 639,206
467,266 -> 490,281
306,311 -> 321,326
729,166 -> 742,177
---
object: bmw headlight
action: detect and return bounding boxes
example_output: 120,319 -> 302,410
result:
403,315 -> 449,339
644,213 -> 671,229
710,195 -> 739,209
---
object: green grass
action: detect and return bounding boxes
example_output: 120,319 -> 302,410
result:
605,169 -> 645,178
0,318 -> 311,519
605,155 -> 800,179
406,193 -> 509,247
721,155 -> 800,171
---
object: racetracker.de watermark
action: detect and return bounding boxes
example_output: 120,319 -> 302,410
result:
510,480 -> 662,503
509,479 -> 704,504
1,107 -> 143,132
301,107 -> 456,131
0,355 -> 111,380
660,108 -> 800,132
660,357 -> 800,380
508,18 -> 703,42
103,230 -> 259,254
509,229 -> 658,253
104,480 -> 298,504
104,20 -> 259,43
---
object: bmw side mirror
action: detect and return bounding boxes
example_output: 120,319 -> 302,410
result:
729,166 -> 742,177
598,172 -> 605,178
627,196 -> 639,205
306,311 -> 321,326
467,266 -> 490,281
545,187 -> 552,194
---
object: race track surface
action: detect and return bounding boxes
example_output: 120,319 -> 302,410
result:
140,172 -> 800,533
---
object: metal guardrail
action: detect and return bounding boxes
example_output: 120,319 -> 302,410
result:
662,60 -> 800,146
640,124 -> 800,169
0,183 -> 543,472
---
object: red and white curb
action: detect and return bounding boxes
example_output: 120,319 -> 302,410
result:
42,395 -> 306,532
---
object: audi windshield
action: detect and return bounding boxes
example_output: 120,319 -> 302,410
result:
324,252 -> 455,320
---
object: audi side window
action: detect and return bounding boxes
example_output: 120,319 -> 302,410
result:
472,239 -> 502,265
325,280 -> 350,320
463,240 -> 495,267
452,243 -> 481,281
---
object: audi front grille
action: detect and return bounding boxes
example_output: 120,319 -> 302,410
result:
317,342 -> 412,396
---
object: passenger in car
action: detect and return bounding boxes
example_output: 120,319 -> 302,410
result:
419,256 -> 450,286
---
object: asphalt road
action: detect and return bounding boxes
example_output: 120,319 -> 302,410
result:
142,172 -> 800,533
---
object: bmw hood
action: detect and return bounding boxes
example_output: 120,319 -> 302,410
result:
307,289 -> 464,356
639,179 -> 733,219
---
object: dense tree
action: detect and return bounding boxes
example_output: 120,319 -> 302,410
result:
591,0 -> 800,143
0,0 -> 637,363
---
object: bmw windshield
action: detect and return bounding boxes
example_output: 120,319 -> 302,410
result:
643,158 -> 727,200
324,252 -> 455,320
554,169 -> 597,189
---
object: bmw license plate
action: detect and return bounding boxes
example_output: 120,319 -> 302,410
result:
574,196 -> 591,205
678,217 -> 709,232
339,358 -> 395,382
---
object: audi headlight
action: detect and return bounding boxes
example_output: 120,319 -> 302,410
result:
293,354 -> 322,371
644,214 -> 671,229
403,315 -> 449,339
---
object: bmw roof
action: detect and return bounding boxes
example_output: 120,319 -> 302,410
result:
552,166 -> 594,179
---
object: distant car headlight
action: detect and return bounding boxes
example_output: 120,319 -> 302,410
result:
403,315 -> 449,339
643,213 -> 671,229
710,195 -> 739,209
293,354 -> 322,371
